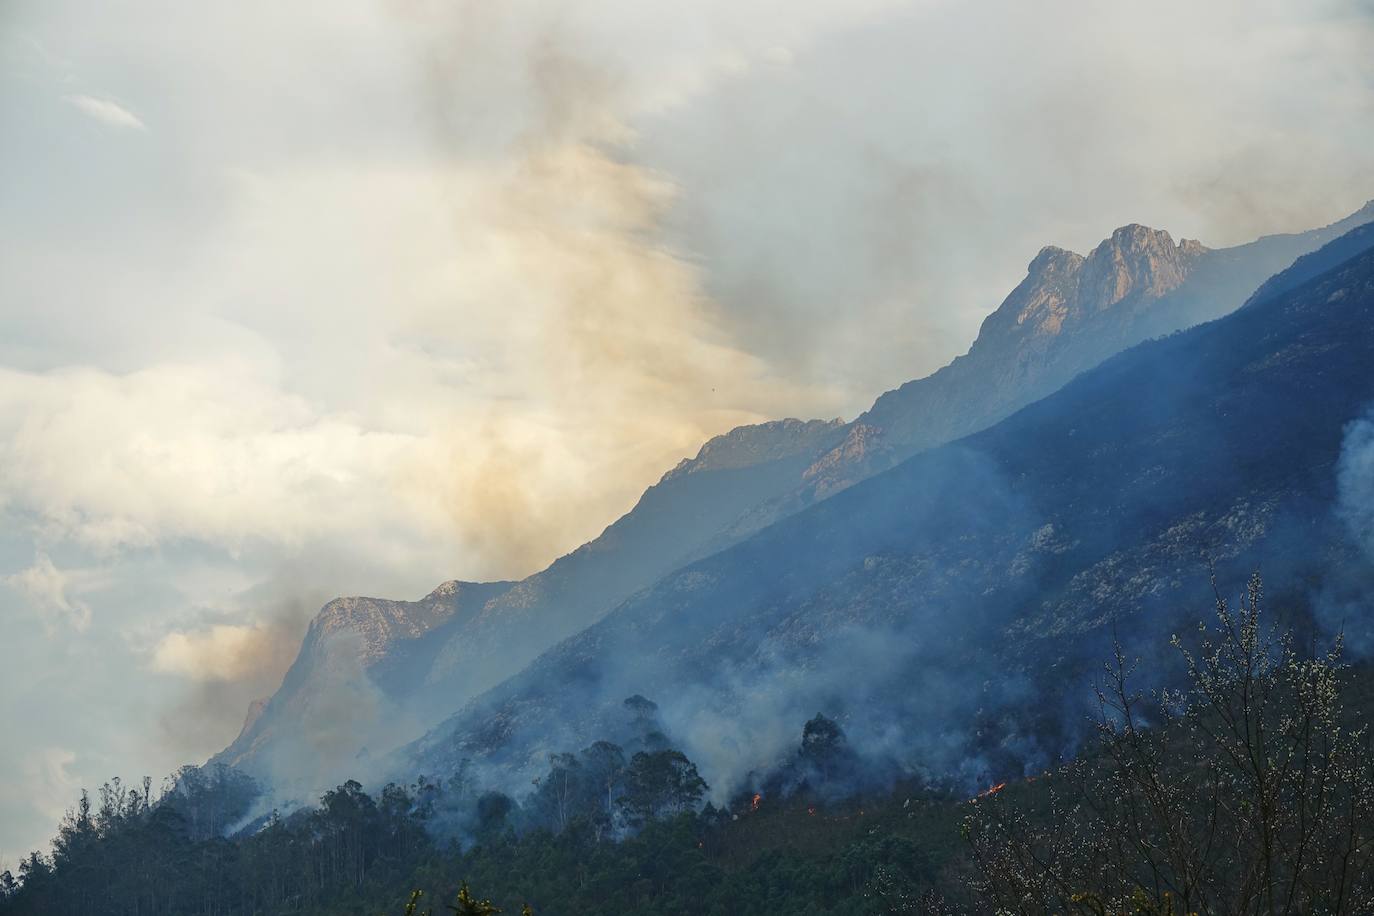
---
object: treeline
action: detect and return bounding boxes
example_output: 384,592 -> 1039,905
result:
0,709 -> 956,916
4,575 -> 1374,914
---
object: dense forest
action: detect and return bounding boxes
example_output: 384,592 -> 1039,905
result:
4,576 -> 1373,915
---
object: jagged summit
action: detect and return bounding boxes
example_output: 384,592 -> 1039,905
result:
985,223 -> 1208,346
855,202 -> 1372,471
1078,223 -> 1206,308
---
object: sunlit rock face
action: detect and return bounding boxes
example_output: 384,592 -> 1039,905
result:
217,205 -> 1374,794
213,579 -> 515,789
1078,225 -> 1203,310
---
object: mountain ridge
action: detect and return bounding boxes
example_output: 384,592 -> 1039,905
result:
216,202 -> 1374,792
401,222 -> 1374,800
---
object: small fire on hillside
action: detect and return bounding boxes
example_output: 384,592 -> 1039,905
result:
971,782 -> 1006,802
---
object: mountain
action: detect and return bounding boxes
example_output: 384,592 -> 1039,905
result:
689,204 -> 1374,551
404,224 -> 1374,798
216,203 -> 1374,789
787,203 -> 1374,500
214,418 -> 849,787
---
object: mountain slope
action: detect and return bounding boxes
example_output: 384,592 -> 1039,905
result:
219,203 -> 1374,788
804,203 -> 1374,492
214,418 -> 847,782
405,225 -> 1374,798
701,203 -> 1374,549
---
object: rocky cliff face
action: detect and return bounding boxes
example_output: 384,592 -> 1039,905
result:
218,203 -> 1374,792
974,225 -> 1204,355
213,579 -> 514,786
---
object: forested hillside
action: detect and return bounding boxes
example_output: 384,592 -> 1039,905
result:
4,577 -> 1372,914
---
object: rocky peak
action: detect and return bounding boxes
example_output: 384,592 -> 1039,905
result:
972,245 -> 1085,345
1027,244 -> 1085,276
1078,224 -> 1207,310
971,223 -> 1210,356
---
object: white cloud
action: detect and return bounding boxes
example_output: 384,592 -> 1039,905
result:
0,360 -> 428,554
3,553 -> 92,631
62,94 -> 145,130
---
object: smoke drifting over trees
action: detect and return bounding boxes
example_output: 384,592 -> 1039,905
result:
4,0 -> 1374,883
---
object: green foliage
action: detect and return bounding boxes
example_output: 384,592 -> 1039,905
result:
620,750 -> 708,828
0,764 -> 967,915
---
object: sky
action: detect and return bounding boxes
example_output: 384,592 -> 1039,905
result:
2,0 -> 1373,869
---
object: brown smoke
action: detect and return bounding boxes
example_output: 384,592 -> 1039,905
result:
387,6 -> 815,580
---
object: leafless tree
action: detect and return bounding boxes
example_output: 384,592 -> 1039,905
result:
965,574 -> 1374,914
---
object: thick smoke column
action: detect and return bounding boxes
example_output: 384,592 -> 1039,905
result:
396,4 -> 816,579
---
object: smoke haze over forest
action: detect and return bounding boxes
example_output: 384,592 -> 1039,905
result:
2,0 -> 1373,869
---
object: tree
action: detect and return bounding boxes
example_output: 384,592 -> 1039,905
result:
580,741 -> 626,839
799,714 -> 855,785
161,763 -> 260,842
623,695 -> 659,726
475,791 -> 515,840
532,752 -> 583,833
380,782 -> 428,860
965,573 -> 1374,913
320,779 -> 381,888
620,750 -> 708,827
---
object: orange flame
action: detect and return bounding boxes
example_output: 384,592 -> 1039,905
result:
750,793 -> 761,812
971,782 -> 1007,802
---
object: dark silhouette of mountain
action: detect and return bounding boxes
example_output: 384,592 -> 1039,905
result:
216,204 -> 1374,790
404,224 -> 1374,796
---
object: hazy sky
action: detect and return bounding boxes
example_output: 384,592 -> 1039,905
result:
2,0 -> 1372,867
